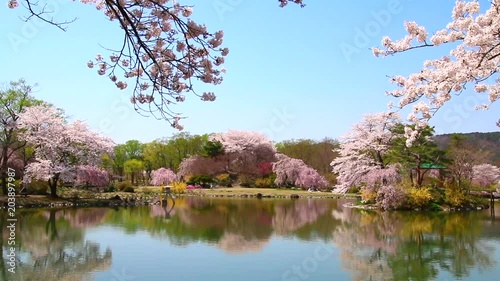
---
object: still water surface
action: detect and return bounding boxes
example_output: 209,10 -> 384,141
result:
1,198 -> 499,281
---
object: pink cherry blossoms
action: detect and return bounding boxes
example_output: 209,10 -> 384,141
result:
471,163 -> 500,187
209,130 -> 277,175
150,167 -> 177,186
8,0 -> 308,129
9,0 -> 228,130
75,165 -> 110,187
373,0 -> 500,131
279,0 -> 305,8
17,105 -> 114,196
273,154 -> 328,188
331,112 -> 402,193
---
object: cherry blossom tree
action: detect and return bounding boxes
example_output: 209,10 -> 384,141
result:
75,165 -> 110,188
209,130 -> 277,176
150,167 -> 177,186
373,0 -> 500,133
8,0 -> 304,129
177,131 -> 277,180
273,154 -> 308,187
17,105 -> 114,196
471,163 -> 500,187
331,112 -> 402,193
272,153 -> 327,189
295,167 -> 329,189
177,155 -> 227,177
257,162 -> 273,177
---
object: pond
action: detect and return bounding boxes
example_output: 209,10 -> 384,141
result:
1,197 -> 500,281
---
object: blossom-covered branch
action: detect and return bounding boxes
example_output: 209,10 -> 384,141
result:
8,0 -> 305,129
373,1 -> 500,131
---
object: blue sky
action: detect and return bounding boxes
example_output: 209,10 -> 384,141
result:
2,0 -> 498,144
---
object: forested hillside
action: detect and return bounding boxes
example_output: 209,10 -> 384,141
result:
433,132 -> 500,166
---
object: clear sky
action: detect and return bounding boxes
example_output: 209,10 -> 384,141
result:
2,0 -> 498,144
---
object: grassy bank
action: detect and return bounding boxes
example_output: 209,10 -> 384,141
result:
187,187 -> 358,198
0,186 -> 359,209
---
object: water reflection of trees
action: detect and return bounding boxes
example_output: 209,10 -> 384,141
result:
0,209 -> 112,281
332,209 -> 496,281
272,199 -> 329,235
102,198 -> 342,253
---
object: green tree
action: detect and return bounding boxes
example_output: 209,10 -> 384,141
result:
111,145 -> 127,179
388,124 -> 447,187
166,132 -> 208,170
201,140 -> 224,157
124,159 -> 144,185
141,133 -> 208,175
123,139 -> 144,160
446,134 -> 491,192
0,79 -> 43,194
143,139 -> 174,170
276,138 -> 339,180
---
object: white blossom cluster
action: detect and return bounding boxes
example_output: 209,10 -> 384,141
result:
17,105 -> 114,185
331,112 -> 402,193
373,0 -> 500,136
9,0 -> 228,129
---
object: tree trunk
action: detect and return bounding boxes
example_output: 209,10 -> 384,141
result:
48,174 -> 59,197
46,210 -> 59,240
1,146 -> 9,195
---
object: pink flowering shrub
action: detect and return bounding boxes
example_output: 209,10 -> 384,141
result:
376,185 -> 406,210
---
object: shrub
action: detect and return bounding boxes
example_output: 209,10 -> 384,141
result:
115,181 -> 132,191
27,180 -> 49,195
187,175 -> 215,188
360,189 -> 377,203
123,186 -> 135,193
237,174 -> 255,187
187,184 -> 202,190
103,185 -> 116,193
255,177 -> 274,188
376,185 -> 406,210
347,186 -> 360,194
444,182 -> 468,207
216,173 -> 232,187
406,186 -> 433,208
171,181 -> 187,194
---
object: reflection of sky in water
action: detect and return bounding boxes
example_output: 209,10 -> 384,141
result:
436,240 -> 499,281
87,228 -> 348,281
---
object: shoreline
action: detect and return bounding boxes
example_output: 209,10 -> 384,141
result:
0,188 -> 358,209
0,187 -> 496,210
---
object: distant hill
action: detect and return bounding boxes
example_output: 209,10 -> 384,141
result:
433,132 -> 500,166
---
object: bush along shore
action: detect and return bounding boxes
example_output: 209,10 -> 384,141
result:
0,187 -> 496,210
343,191 -> 497,212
